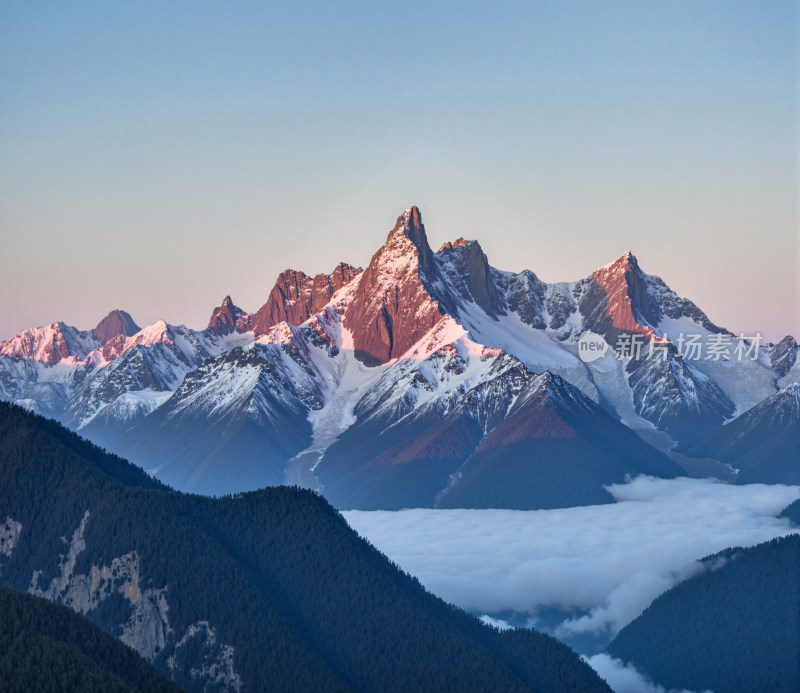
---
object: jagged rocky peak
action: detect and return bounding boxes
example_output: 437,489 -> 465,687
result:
770,335 -> 799,377
590,250 -> 658,337
434,235 -> 503,318
341,206 -> 444,365
438,237 -> 470,251
381,206 -> 436,279
208,296 -> 252,332
522,370 -> 572,406
330,261 -> 361,290
592,250 -> 638,286
251,263 -> 361,334
92,309 -> 141,343
397,205 -> 426,247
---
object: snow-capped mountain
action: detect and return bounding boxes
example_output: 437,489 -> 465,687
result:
0,321 -> 101,364
1,206 -> 795,506
112,322 -> 340,495
314,317 -> 683,509
0,313 -> 250,436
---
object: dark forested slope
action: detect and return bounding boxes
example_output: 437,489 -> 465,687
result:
0,585 -> 183,693
607,534 -> 800,693
0,402 -> 609,693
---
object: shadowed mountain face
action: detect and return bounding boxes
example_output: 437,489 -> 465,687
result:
0,402 -> 612,693
0,205 -> 793,505
436,372 -> 684,510
675,381 -> 800,485
110,341 -> 325,495
316,348 -> 683,510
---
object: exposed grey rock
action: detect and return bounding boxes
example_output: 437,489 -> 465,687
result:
28,510 -> 172,661
0,517 -> 22,564
168,621 -> 242,692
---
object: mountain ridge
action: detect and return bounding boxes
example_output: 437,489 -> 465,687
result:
0,205 -> 795,504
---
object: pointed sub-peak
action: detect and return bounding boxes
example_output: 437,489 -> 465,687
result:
402,205 -> 424,235
92,309 -> 140,343
379,205 -> 436,284
328,262 -> 362,292
621,250 -> 642,273
402,206 -> 428,253
438,237 -> 471,252
341,207 -> 445,365
592,250 -> 647,294
117,319 -> 172,348
596,249 -> 640,276
785,380 -> 800,403
769,335 -> 799,377
386,205 -> 433,255
591,251 -> 657,338
431,233 -> 501,319
523,369 -> 592,413
149,319 -> 170,334
208,296 -> 252,331
532,369 -> 560,395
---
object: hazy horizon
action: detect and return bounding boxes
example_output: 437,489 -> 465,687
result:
2,1 -> 797,343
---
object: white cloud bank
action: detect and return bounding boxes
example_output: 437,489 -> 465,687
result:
585,653 -> 711,693
343,477 -> 798,638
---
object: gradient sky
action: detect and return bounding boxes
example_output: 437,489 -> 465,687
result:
1,1 -> 797,342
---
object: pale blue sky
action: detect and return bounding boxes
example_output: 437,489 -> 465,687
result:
1,1 -> 797,341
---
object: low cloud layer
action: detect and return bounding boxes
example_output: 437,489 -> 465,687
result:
585,653 -> 709,693
344,477 -> 798,638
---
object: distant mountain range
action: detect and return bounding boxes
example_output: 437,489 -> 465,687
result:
0,401 -> 611,692
1,207 -> 797,506
675,381 -> 800,485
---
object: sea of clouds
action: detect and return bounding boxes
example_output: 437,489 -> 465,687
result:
344,477 -> 797,692
343,476 -> 798,638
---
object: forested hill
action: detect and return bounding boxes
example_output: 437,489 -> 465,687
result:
0,402 -> 610,693
780,498 -> 800,525
607,534 -> 800,693
0,585 -> 184,693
